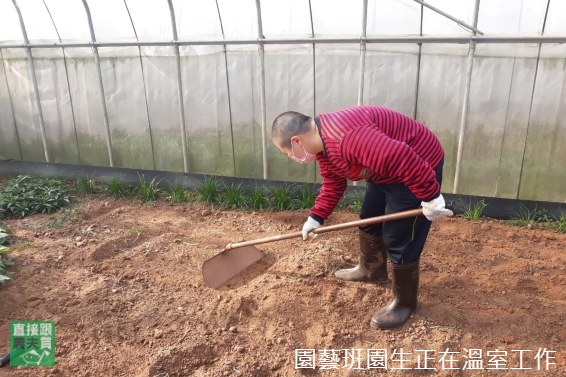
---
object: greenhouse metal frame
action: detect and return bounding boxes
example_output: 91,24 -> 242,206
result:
0,0 -> 565,203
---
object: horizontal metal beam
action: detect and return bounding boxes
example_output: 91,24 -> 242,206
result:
1,35 -> 566,49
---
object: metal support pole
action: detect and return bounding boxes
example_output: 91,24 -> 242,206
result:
516,0 -> 551,199
353,0 -> 368,188
414,2 -> 424,119
81,0 -> 114,167
308,0 -> 318,183
255,0 -> 268,179
453,0 -> 481,194
412,0 -> 484,35
166,0 -> 189,173
124,0 -> 156,170
42,0 -> 82,164
308,0 -> 316,116
215,0 -> 236,176
357,0 -> 368,106
12,0 -> 50,162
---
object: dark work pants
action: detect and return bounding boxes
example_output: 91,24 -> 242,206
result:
358,159 -> 444,265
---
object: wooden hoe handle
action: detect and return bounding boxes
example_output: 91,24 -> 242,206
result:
224,208 -> 424,251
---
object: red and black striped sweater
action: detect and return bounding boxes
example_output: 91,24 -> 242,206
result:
311,105 -> 444,222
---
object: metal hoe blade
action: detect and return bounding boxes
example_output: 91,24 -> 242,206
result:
202,246 -> 264,289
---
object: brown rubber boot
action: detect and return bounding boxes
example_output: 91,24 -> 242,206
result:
334,230 -> 388,283
370,260 -> 419,329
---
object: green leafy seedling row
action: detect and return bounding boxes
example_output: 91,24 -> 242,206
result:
0,175 -> 70,219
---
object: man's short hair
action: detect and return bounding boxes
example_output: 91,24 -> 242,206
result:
271,111 -> 312,149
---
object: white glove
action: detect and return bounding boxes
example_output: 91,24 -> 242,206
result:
302,217 -> 321,240
421,194 -> 453,221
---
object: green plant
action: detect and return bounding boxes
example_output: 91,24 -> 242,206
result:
0,245 -> 11,283
0,175 -> 70,218
298,185 -> 316,209
221,183 -> 246,209
136,175 -> 161,201
168,185 -> 189,203
271,186 -> 295,211
351,196 -> 363,213
0,226 -> 12,283
248,186 -> 268,210
186,190 -> 199,202
0,226 -> 10,245
198,176 -> 219,204
554,213 -> 566,234
507,207 -> 550,228
76,175 -> 97,194
462,199 -> 487,221
45,205 -> 80,229
106,177 -> 127,197
539,212 -> 566,234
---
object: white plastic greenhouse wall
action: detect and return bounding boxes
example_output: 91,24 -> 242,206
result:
0,0 -> 565,203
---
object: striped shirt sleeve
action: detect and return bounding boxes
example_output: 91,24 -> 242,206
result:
340,126 -> 441,201
309,163 -> 348,223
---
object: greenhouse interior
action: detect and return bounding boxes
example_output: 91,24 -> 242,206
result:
1,1 -> 566,375
0,0 -> 565,204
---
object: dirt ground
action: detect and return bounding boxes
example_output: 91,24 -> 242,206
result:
0,195 -> 564,376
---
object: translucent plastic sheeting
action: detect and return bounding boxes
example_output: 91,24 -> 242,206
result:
1,0 -> 565,45
367,0 -> 421,35
0,50 -> 21,160
264,44 -> 316,183
139,46 -> 183,172
225,45 -> 262,179
0,1 -> 22,43
98,46 -> 154,169
123,0 -> 172,41
1,50 -> 46,162
42,0 -> 91,42
16,0 -> 59,42
478,0 -> 547,34
260,0 -> 313,38
87,0 -> 136,41
416,44 -> 469,193
173,0 -> 223,39
519,44 -> 566,202
310,0 -> 362,37
139,44 -> 266,177
460,44 -> 539,199
55,45 -> 154,168
63,48 -> 109,167
29,48 -> 80,164
179,45 -> 233,176
314,44 -> 360,113
363,44 -> 420,116
422,0 -> 474,35
216,0 -> 257,39
545,1 -> 566,34
313,43 -> 359,185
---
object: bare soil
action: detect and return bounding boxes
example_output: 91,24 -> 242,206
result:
0,195 -> 564,376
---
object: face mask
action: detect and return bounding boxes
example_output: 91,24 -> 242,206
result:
290,141 -> 317,164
